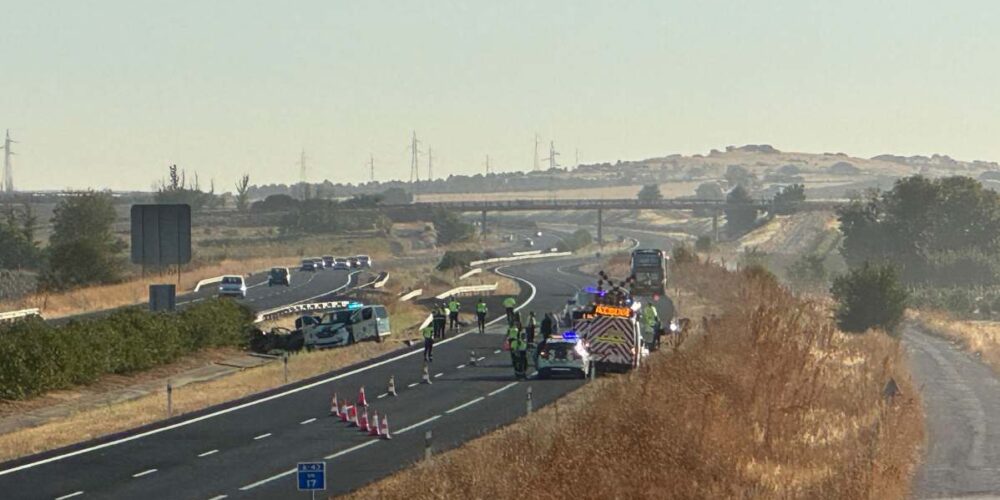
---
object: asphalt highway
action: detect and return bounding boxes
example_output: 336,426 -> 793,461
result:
0,255 -> 597,499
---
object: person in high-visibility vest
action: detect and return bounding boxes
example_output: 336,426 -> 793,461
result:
503,296 -> 517,325
421,324 -> 435,362
513,331 -> 529,378
475,298 -> 489,334
642,302 -> 660,349
448,298 -> 461,331
432,304 -> 447,339
506,321 -> 520,369
525,311 -> 537,345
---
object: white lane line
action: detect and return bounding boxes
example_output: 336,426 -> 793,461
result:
132,469 -> 157,478
488,382 -> 519,397
456,364 -> 466,369
197,449 -> 219,457
239,468 -> 296,491
493,349 -> 501,354
434,372 -> 444,378
253,433 -> 272,440
407,382 -> 418,388
396,415 -> 441,434
208,495 -> 228,500
300,418 -> 317,425
191,297 -> 204,303
477,356 -> 486,361
377,393 -> 388,399
445,397 -> 485,414
324,439 -> 377,460
55,492 -> 84,500
0,265 -> 540,478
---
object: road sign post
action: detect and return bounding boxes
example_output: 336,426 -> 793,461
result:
297,462 -> 326,498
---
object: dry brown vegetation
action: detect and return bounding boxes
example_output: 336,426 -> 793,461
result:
353,261 -> 924,499
910,309 -> 1000,374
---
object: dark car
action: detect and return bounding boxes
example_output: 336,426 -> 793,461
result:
268,267 -> 291,286
322,255 -> 335,268
301,259 -> 317,272
333,257 -> 350,270
348,256 -> 360,268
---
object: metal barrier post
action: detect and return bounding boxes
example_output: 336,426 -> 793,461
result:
283,353 -> 289,383
424,430 -> 433,460
526,386 -> 533,415
166,380 -> 173,417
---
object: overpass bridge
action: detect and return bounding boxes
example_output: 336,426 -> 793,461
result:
379,198 -> 843,244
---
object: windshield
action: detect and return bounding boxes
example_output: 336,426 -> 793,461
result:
322,310 -> 354,324
221,277 -> 242,285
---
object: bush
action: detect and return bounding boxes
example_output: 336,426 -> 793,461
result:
694,235 -> 712,252
0,299 -> 252,400
437,250 -> 483,271
831,263 -> 908,334
557,229 -> 593,252
672,244 -> 697,264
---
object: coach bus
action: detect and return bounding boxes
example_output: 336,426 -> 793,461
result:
630,248 -> 666,296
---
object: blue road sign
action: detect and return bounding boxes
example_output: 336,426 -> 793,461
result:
297,462 -> 326,491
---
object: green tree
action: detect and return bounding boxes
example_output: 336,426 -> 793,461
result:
0,204 -> 41,269
235,174 -> 251,212
637,184 -> 663,202
43,191 -> 125,289
772,184 -> 805,214
724,185 -> 758,236
830,263 -> 908,334
694,235 -> 713,252
788,254 -> 827,287
433,209 -> 474,245
381,187 -> 413,205
154,164 -> 217,212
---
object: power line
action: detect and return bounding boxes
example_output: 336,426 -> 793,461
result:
533,134 -> 540,171
542,140 -> 560,170
427,147 -> 433,181
369,154 -> 375,182
484,154 -> 491,175
409,131 -> 421,183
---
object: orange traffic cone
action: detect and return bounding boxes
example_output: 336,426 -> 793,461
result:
358,407 -> 370,432
357,386 -> 368,407
348,405 -> 358,427
330,393 -> 340,416
380,415 -> 391,440
369,411 -> 381,437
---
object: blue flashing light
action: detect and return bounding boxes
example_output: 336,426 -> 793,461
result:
347,301 -> 363,310
561,331 -> 578,340
583,286 -> 606,296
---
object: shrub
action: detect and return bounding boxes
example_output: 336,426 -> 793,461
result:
694,235 -> 712,252
672,244 -> 697,264
557,229 -> 594,252
831,263 -> 908,334
0,299 -> 252,400
437,250 -> 483,271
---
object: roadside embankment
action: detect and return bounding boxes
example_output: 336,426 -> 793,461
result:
908,309 -> 1000,374
353,261 -> 924,499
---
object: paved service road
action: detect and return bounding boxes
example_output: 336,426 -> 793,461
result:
0,257 -> 597,499
906,324 -> 1000,498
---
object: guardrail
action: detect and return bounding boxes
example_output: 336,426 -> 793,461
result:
399,289 -> 423,302
372,272 -> 390,289
193,276 -> 227,293
254,301 -> 353,323
510,250 -> 542,257
470,251 -> 572,267
0,308 -> 42,323
458,268 -> 482,280
434,283 -> 498,300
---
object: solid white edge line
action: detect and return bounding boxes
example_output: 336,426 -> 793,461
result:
0,264 -> 539,478
132,468 -> 157,478
488,382 -> 519,397
253,433 -> 271,440
300,418 -> 317,425
396,415 -> 441,434
197,449 -> 219,457
55,491 -> 84,500
239,468 -> 296,491
445,397 -> 485,414
323,440 -> 378,460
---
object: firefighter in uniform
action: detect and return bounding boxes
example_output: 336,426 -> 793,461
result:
476,298 -> 488,334
503,296 -> 517,325
421,324 -> 435,362
448,297 -> 461,331
432,304 -> 447,339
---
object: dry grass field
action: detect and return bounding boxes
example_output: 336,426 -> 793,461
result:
415,182 -> 704,202
910,310 -> 1000,374
353,261 -> 924,499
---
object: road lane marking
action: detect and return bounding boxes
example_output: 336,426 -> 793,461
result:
377,393 -> 388,399
208,495 -> 228,500
397,415 -> 441,434
456,364 -> 466,369
300,418 -> 317,425
407,382 -> 418,388
253,433 -> 272,440
434,372 -> 443,378
0,265 -> 540,477
197,449 -> 219,457
55,492 -> 84,500
239,468 -> 296,491
445,397 -> 485,414
132,469 -> 157,478
493,350 -> 501,354
488,382 -> 519,397
477,356 -> 486,361
324,440 -> 377,460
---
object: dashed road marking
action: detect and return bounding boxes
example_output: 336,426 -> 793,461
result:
132,469 -> 157,478
253,433 -> 272,440
197,449 -> 219,457
397,415 -> 441,434
445,397 -> 485,414
300,418 -> 317,425
477,356 -> 486,361
434,372 -> 443,378
407,382 -> 418,388
377,393 -> 388,399
208,495 -> 228,500
493,349 -> 501,354
456,364 -> 466,369
488,382 -> 519,397
55,492 -> 84,500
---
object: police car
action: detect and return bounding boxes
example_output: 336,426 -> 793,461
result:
534,331 -> 591,379
298,302 -> 391,350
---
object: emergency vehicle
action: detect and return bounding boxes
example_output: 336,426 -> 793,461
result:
296,301 -> 391,349
534,331 -> 592,379
572,295 -> 647,373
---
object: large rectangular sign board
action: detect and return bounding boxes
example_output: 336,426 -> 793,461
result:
130,204 -> 192,266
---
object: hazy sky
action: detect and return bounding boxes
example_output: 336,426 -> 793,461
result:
2,1 -> 999,191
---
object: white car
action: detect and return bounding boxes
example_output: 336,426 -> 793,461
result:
218,275 -> 247,298
534,332 -> 591,379
299,303 -> 391,349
